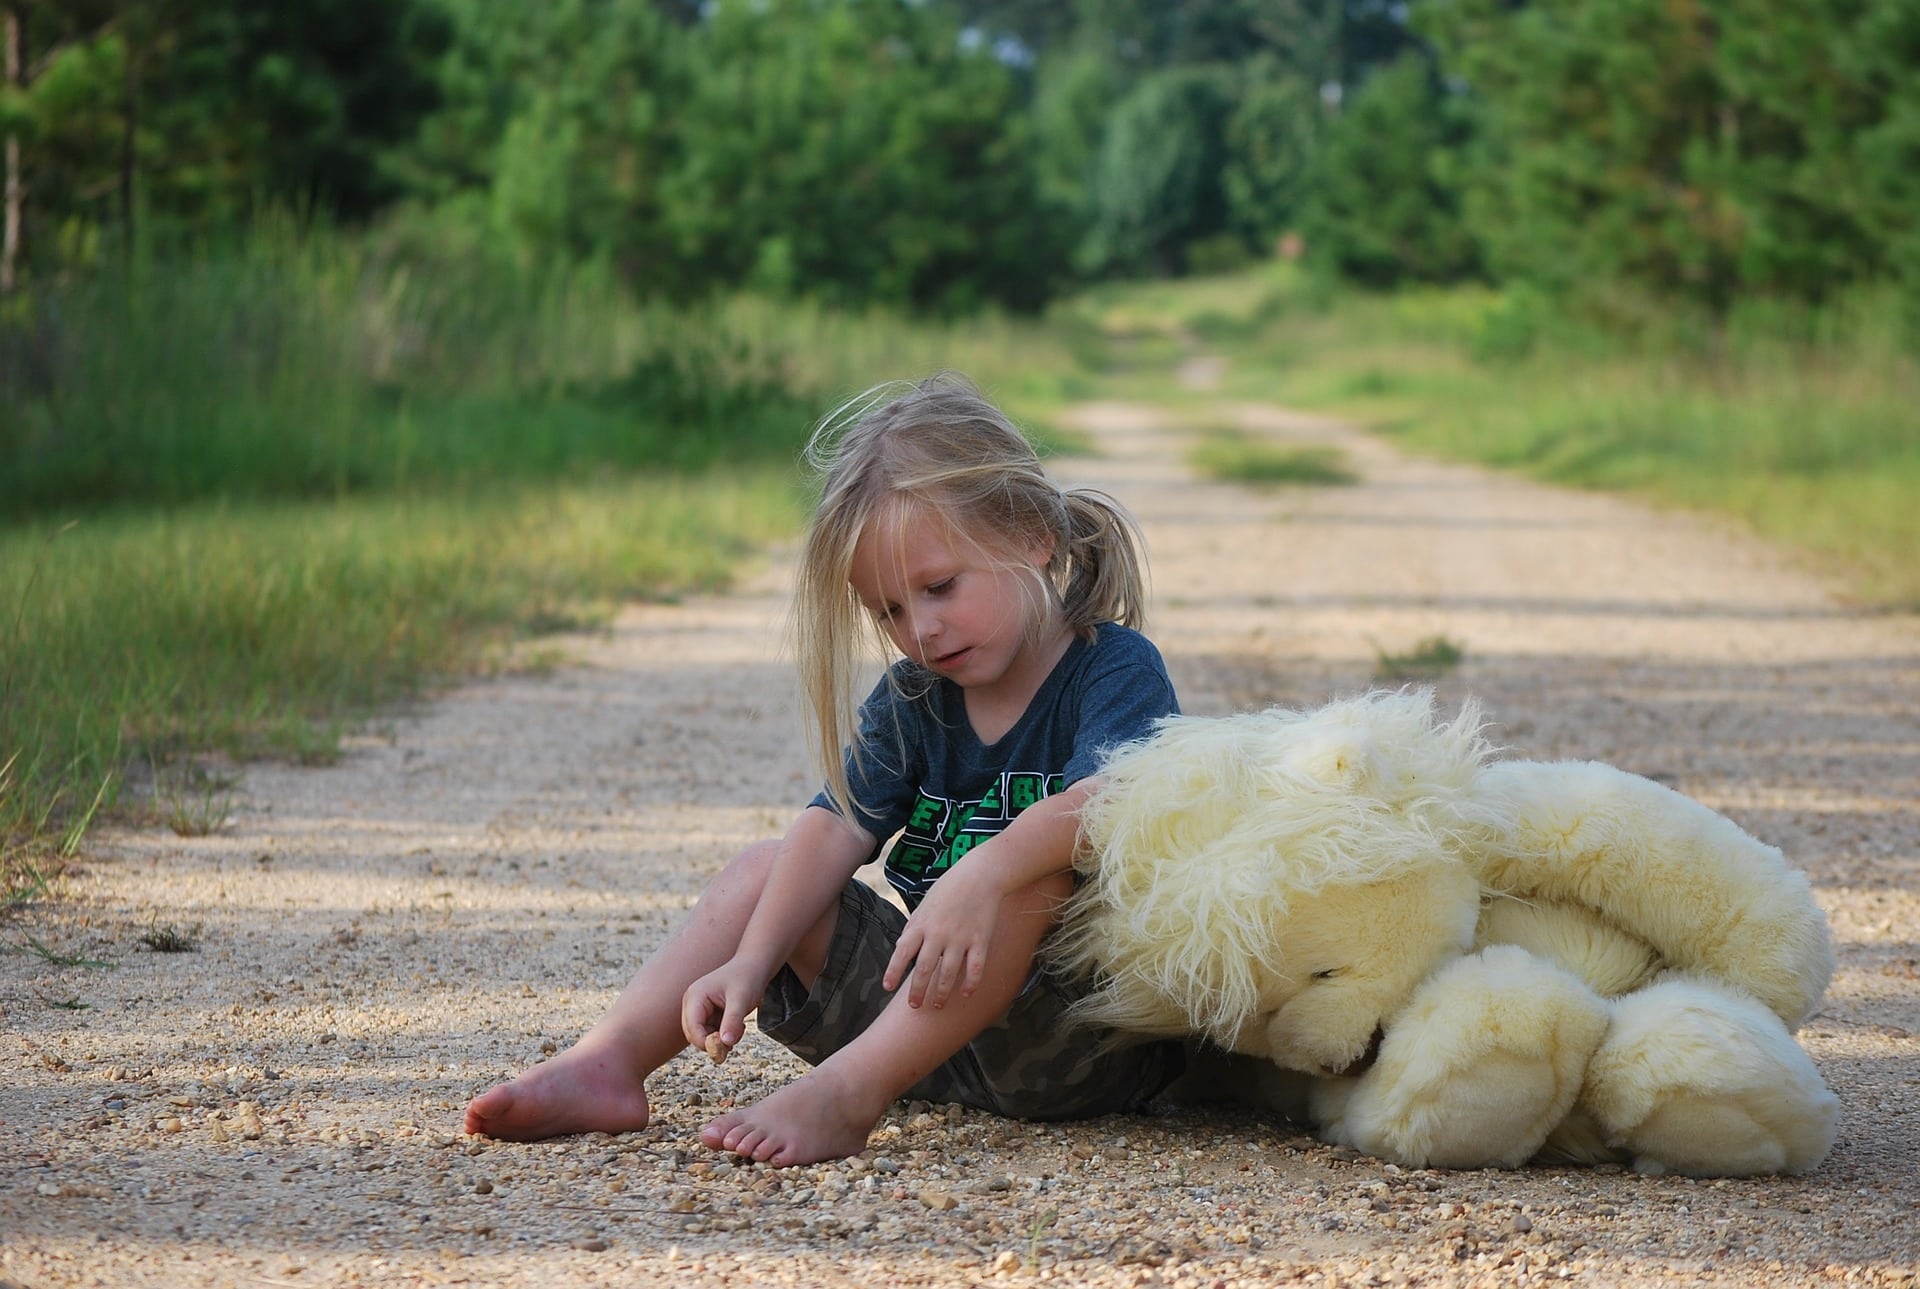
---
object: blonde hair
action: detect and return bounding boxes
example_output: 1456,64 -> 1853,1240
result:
792,372 -> 1150,816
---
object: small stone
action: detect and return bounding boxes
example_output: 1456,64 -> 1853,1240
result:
572,1237 -> 609,1252
474,1179 -> 494,1194
1510,1214 -> 1533,1234
992,1251 -> 1022,1273
919,1190 -> 959,1211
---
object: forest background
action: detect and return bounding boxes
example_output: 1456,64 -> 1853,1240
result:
2,0 -> 1918,884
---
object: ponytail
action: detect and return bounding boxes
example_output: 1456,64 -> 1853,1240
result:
1056,489 -> 1149,636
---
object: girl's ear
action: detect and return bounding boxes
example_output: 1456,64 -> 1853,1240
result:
1025,529 -> 1057,569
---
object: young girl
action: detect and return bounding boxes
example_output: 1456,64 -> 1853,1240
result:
464,373 -> 1184,1167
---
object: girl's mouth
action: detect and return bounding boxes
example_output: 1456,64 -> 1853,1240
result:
931,647 -> 972,670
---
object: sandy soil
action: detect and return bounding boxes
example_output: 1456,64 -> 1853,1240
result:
4,397 -> 1918,1288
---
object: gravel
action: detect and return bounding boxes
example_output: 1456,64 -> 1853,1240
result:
4,396 -> 1918,1287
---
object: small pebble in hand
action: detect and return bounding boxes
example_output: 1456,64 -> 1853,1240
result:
705,1034 -> 731,1065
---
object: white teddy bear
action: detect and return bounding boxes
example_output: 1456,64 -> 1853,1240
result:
1051,689 -> 1839,1176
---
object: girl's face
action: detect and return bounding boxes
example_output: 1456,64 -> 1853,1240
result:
849,505 -> 1059,697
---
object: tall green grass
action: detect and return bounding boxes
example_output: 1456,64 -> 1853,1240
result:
1,227 -> 816,513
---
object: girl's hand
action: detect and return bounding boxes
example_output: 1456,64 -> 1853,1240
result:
884,861 -> 1002,1009
681,959 -> 765,1058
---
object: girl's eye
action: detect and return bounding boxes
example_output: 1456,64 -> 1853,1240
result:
926,578 -> 955,596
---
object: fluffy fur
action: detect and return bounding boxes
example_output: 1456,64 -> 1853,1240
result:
1470,759 -> 1834,1027
1057,689 -> 1839,1176
1054,691 -> 1497,1057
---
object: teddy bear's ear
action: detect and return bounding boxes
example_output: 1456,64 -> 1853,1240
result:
1264,689 -> 1492,806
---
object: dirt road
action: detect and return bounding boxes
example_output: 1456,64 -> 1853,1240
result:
5,398 -> 1918,1287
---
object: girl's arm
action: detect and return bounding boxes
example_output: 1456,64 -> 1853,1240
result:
681,805 -> 874,1052
882,777 -> 1100,1009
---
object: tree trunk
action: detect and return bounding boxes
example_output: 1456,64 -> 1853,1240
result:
3,6 -> 21,295
120,22 -> 136,264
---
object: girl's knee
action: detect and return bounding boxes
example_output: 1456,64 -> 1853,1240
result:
731,838 -> 784,876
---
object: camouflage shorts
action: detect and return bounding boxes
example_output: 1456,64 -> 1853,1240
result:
757,878 -> 1183,1121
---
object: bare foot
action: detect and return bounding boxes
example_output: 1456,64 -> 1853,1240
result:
463,1046 -> 652,1141
698,1067 -> 886,1167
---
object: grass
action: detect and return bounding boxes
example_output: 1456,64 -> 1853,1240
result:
1187,429 -> 1358,487
1,240 -> 815,513
155,763 -> 238,838
1373,635 -> 1466,682
8,933 -> 112,968
0,472 -> 803,888
138,921 -> 202,953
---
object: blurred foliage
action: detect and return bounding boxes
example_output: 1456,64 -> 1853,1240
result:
1078,65 -> 1236,276
6,0 -> 447,257
1302,53 -> 1480,286
660,0 -> 1064,312
7,0 -> 1911,318
1417,0 -> 1920,318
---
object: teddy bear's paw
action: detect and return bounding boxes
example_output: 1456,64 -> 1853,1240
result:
1472,759 -> 1834,1029
1584,977 -> 1839,1177
1535,1107 -> 1632,1167
1309,945 -> 1610,1169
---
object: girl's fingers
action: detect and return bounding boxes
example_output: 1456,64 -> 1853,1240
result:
884,930 -> 920,992
921,946 -> 963,1009
683,979 -> 730,1046
681,996 -> 710,1048
960,945 -> 987,996
906,953 -> 932,1008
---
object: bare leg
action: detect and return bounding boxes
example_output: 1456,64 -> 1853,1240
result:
463,840 -> 832,1140
699,873 -> 1073,1167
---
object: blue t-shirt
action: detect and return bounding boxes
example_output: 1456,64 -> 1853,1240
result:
813,622 -> 1179,909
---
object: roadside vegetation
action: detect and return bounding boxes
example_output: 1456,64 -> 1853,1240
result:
1185,429 -> 1357,488
1070,264 -> 1920,609
0,236 -> 1078,898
